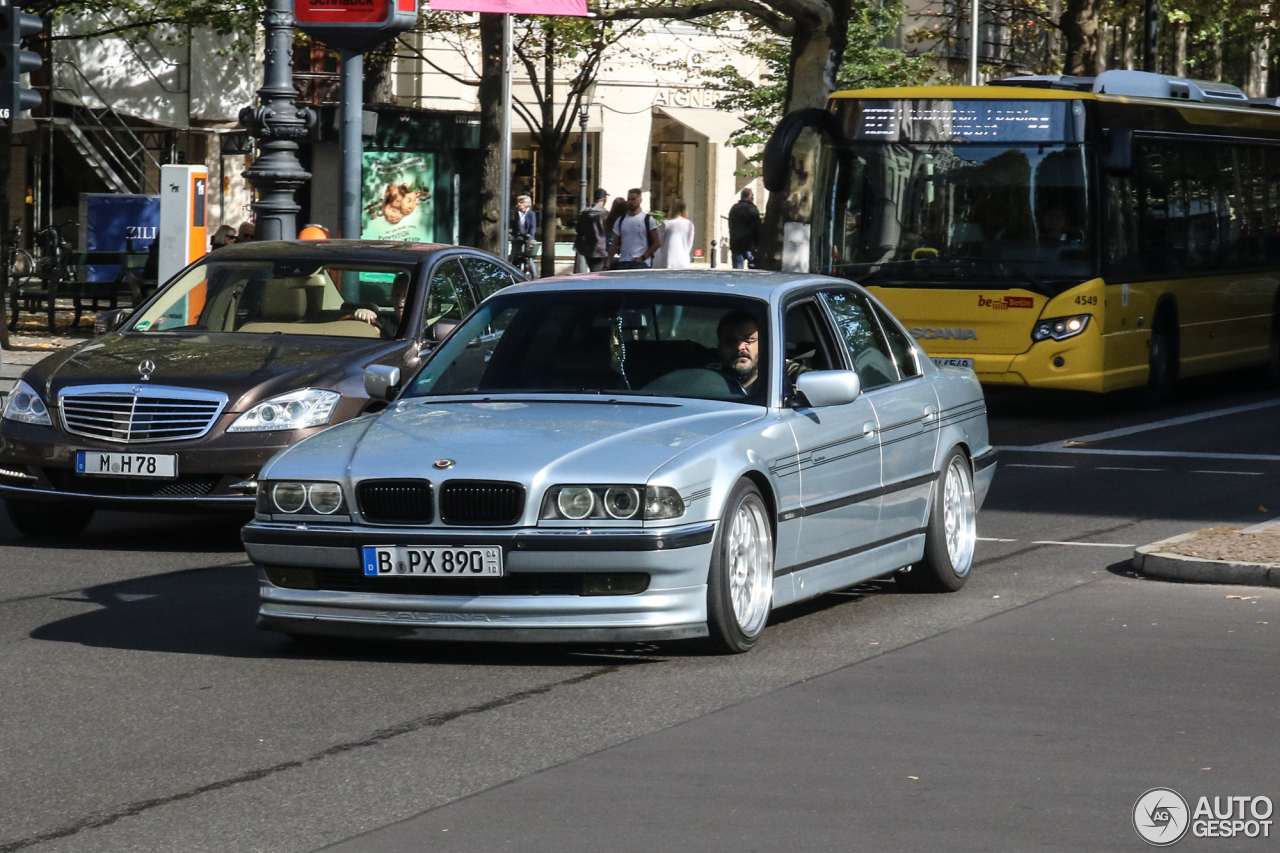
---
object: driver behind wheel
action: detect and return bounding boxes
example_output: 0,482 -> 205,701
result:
712,310 -> 808,398
349,274 -> 409,335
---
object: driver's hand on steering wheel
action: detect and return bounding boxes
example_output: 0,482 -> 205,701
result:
353,308 -> 377,324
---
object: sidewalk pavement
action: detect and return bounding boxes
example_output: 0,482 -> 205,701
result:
1134,518 -> 1280,587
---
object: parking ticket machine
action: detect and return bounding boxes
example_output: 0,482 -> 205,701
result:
158,164 -> 208,287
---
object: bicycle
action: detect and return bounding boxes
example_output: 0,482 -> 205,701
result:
509,235 -> 538,279
9,219 -> 74,333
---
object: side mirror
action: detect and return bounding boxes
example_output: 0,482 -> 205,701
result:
428,320 -> 458,341
795,370 -> 861,408
363,364 -> 401,402
94,308 -> 131,336
1102,126 -> 1134,176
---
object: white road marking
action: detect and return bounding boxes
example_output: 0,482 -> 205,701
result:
1006,463 -> 1073,469
1191,469 -> 1264,476
1097,466 -> 1165,471
1033,398 -> 1280,448
977,537 -> 1018,542
996,446 -> 1280,462
1033,540 -> 1135,548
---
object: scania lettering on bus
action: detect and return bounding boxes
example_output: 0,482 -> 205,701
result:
910,327 -> 978,341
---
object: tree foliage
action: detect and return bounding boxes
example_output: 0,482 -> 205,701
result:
37,0 -> 265,42
702,2 -> 932,174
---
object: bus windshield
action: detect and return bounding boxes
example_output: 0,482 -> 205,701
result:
816,140 -> 1096,296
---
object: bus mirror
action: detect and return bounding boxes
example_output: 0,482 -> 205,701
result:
1103,126 -> 1134,176
764,108 -> 845,193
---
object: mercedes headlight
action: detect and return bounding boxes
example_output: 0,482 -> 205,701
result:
2,379 -> 51,426
1032,314 -> 1091,342
541,485 -> 684,522
228,389 -> 341,433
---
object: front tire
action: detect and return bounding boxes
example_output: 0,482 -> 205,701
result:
705,479 -> 774,654
1144,313 -> 1178,405
5,500 -> 95,539
898,448 -> 975,593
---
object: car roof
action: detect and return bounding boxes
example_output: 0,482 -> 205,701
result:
510,269 -> 850,301
211,239 -> 488,265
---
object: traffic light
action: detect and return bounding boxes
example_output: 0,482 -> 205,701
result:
0,5 -> 43,123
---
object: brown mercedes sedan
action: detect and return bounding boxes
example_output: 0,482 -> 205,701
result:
0,240 -> 523,537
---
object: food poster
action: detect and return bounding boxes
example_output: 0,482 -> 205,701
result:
360,152 -> 435,242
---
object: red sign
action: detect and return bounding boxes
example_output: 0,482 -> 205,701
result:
295,0 -> 389,24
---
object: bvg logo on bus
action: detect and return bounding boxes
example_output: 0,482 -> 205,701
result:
911,327 -> 978,340
978,295 -> 1035,310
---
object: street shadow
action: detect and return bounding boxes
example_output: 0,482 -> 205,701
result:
28,563 -> 659,668
0,510 -> 250,554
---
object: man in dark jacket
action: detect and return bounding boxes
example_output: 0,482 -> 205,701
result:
727,188 -> 761,269
574,188 -> 610,272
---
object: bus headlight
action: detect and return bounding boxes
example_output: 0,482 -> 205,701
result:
1032,314 -> 1091,342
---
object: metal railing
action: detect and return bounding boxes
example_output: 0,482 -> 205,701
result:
51,59 -> 161,195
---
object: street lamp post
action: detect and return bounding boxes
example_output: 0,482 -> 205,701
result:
574,83 -> 596,273
239,0 -> 315,241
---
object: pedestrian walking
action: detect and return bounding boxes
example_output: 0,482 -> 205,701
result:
656,198 -> 694,269
574,188 -> 610,272
210,224 -> 237,250
509,194 -> 537,275
606,188 -> 661,270
728,188 -> 760,269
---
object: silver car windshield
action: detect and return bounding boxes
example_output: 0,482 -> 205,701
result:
406,291 -> 771,405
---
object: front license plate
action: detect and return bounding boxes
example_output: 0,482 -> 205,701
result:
362,545 -> 504,577
76,450 -> 177,479
932,357 -> 974,370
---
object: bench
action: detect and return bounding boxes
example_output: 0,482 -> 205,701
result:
10,251 -> 156,333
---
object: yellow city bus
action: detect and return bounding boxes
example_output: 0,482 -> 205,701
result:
766,71 -> 1280,396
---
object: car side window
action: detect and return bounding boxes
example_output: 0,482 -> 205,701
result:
461,257 -> 514,301
424,259 -> 475,326
782,300 -> 841,394
872,302 -> 920,378
821,289 -> 898,390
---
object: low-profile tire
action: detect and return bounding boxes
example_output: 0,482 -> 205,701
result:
705,479 -> 775,654
1144,313 -> 1178,405
4,499 -> 95,539
898,448 -> 975,594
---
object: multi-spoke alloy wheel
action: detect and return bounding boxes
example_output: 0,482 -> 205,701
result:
706,479 -> 774,653
898,446 -> 975,593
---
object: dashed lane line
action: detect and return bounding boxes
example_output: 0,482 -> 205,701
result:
1096,466 -> 1165,472
996,446 -> 1280,462
1031,540 -> 1136,548
977,537 -> 1018,542
1006,463 -> 1073,469
1191,470 -> 1265,476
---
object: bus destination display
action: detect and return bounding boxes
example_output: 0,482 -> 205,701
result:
854,100 -> 1067,143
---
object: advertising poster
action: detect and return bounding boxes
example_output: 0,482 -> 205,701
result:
79,193 -> 160,281
360,152 -> 434,243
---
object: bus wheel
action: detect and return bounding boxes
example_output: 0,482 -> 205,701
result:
1267,310 -> 1280,387
1145,314 -> 1178,405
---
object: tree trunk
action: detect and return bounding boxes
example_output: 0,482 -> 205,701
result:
1122,15 -> 1136,70
759,0 -> 850,271
539,24 -> 558,277
477,14 -> 505,256
1060,0 -> 1099,76
1211,34 -> 1223,81
1095,21 -> 1109,74
1247,38 -> 1270,98
1174,22 -> 1186,77
362,38 -> 398,104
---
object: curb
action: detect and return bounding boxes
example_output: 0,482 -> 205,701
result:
1133,532 -> 1280,588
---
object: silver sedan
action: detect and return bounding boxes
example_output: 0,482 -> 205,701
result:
243,271 -> 996,653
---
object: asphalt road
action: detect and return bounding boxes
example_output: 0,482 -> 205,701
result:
2,367 -> 1279,853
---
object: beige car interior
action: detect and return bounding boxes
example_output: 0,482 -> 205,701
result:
230,271 -> 381,338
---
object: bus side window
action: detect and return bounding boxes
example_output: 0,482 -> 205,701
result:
1105,174 -> 1141,277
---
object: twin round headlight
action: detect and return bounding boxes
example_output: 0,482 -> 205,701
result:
541,485 -> 684,522
264,481 -> 346,516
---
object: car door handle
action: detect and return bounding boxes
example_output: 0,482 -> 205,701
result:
862,422 -> 877,438
922,406 -> 937,422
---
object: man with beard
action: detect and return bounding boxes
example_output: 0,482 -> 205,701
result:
713,310 -> 809,398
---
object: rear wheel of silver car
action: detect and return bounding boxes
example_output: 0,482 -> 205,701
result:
705,479 -> 774,654
4,500 -> 95,539
898,448 -> 974,594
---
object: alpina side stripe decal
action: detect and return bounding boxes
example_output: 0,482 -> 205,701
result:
775,472 -> 938,523
775,526 -> 927,576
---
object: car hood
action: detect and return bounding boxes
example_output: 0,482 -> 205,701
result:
25,332 -> 398,411
269,397 -> 764,485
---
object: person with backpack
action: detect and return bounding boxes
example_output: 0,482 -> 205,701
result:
574,188 -> 610,272
606,188 -> 661,270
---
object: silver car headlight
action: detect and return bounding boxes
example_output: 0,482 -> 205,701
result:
541,485 -> 684,522
227,389 -> 341,433
257,480 -> 348,518
1032,314 -> 1090,342
2,379 -> 52,426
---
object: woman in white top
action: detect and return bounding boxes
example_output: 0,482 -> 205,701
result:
657,199 -> 695,269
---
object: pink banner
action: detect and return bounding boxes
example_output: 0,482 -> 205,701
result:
428,0 -> 587,14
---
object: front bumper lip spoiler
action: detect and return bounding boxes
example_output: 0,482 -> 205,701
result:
259,611 -> 709,643
0,482 -> 255,510
242,520 -> 718,552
